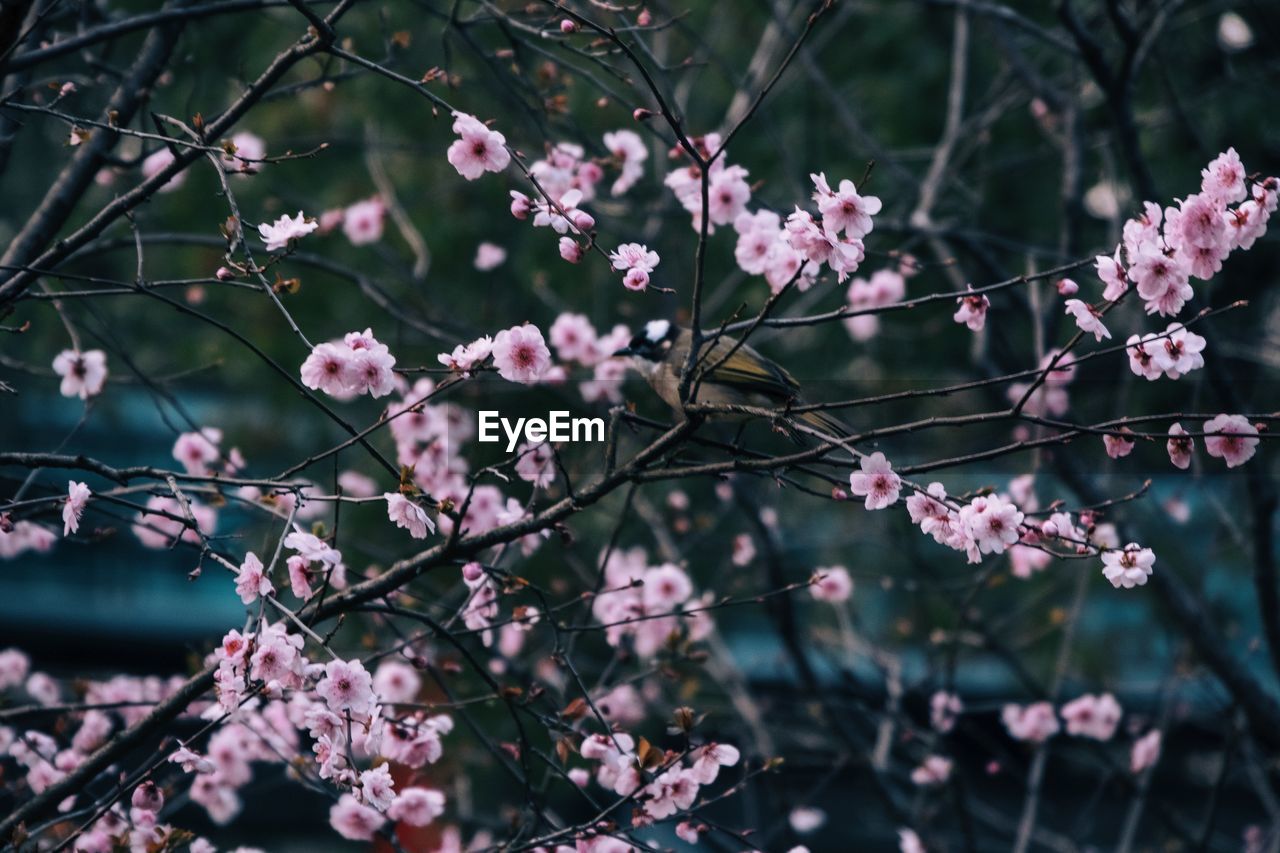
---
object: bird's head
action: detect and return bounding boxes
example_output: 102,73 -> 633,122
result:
614,319 -> 678,373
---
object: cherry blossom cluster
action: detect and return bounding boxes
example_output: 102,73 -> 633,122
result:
504,132 -> 649,278
843,267 -> 911,341
315,196 -> 387,246
299,327 -> 397,399
548,312 -> 632,405
664,133 -> 752,234
437,322 -> 554,384
1094,150 -> 1274,318
729,168 -> 882,293
576,730 -> 740,832
199,626 -> 453,842
590,548 -> 714,658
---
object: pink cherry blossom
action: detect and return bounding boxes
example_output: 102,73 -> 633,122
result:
141,148 -> 186,193
172,428 -> 222,475
258,211 -> 317,252
169,745 -> 215,774
559,236 -> 584,264
1002,702 -> 1059,742
1159,323 -> 1206,378
910,755 -> 952,786
359,764 -> 396,811
1129,247 -> 1192,317
642,563 -> 694,611
285,525 -> 343,567
1130,730 -> 1162,774
1096,249 -> 1128,301
644,766 -> 700,819
372,659 -> 421,704
953,288 -> 990,331
234,551 -> 273,605
474,242 -> 507,271
329,793 -> 385,841
690,742 -> 740,785
509,190 -> 532,219
849,452 -> 901,510
342,197 -> 385,246
438,335 -> 493,374
1201,148 -> 1247,205
810,566 -> 853,602
385,493 -> 435,539
1203,413 -> 1260,467
345,344 -> 398,399
1101,543 -> 1155,589
549,313 -> 598,364
131,781 -> 164,813
603,129 -> 647,196
706,165 -> 752,226
1173,192 -> 1228,251
1060,693 -> 1122,740
222,131 -> 265,174
1125,333 -> 1170,381
609,242 -> 660,274
930,691 -> 963,732
317,658 -> 375,715
491,324 -> 552,383
789,807 -> 826,834
622,267 -> 649,291
62,481 -> 90,536
300,341 -> 355,396
730,533 -> 756,567
0,648 -> 29,689
133,495 -> 216,549
446,112 -> 510,180
676,821 -> 702,843
515,442 -> 555,488
387,787 -> 446,826
1103,428 -> 1136,459
1064,299 -> 1110,341
1167,423 -> 1194,469
959,495 -> 1024,555
52,349 -> 108,399
812,172 -> 882,239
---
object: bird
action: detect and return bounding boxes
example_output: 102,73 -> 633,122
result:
613,319 -> 850,442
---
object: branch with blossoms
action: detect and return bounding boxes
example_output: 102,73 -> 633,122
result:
1,1 -> 1279,851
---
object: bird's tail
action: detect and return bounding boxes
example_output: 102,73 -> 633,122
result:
789,408 -> 855,448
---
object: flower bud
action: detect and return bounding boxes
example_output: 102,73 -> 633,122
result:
559,19 -> 577,33
131,781 -> 164,812
1056,278 -> 1079,296
622,267 -> 649,290
637,8 -> 652,25
570,209 -> 595,231
559,237 -> 584,264
509,191 -> 532,220
633,108 -> 653,121
215,266 -> 234,281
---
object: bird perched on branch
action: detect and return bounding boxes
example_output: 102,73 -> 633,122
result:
614,319 -> 849,442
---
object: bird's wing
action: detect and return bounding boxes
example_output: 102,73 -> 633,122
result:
698,338 -> 801,401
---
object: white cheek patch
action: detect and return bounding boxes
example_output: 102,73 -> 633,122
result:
644,319 -> 671,343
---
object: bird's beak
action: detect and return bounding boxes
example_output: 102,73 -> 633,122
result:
613,346 -> 635,357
